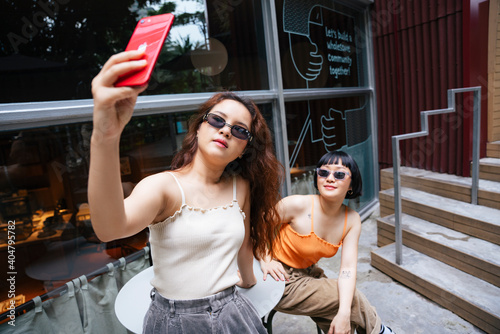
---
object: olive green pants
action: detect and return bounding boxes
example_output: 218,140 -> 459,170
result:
274,263 -> 382,334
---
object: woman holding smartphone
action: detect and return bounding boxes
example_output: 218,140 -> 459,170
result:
89,50 -> 283,333
260,151 -> 394,334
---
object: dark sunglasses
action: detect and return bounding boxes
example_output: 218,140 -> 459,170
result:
203,113 -> 253,141
316,168 -> 350,181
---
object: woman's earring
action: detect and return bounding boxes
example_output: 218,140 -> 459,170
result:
347,190 -> 353,196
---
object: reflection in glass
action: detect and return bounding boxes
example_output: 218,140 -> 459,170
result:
275,0 -> 367,89
0,0 -> 268,103
285,96 -> 374,211
0,113 -> 180,304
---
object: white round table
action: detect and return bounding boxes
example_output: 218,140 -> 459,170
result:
114,258 -> 285,334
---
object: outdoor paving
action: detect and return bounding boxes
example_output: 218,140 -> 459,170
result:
269,207 -> 486,334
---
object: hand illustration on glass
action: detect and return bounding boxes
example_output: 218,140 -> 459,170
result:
288,33 -> 323,82
320,108 -> 346,152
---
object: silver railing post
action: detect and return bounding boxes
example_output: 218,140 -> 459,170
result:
471,88 -> 481,205
391,137 -> 402,265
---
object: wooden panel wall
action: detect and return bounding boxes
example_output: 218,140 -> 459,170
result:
489,0 -> 500,142
373,0 -> 465,175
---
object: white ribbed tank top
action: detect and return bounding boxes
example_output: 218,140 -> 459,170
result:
148,173 -> 245,299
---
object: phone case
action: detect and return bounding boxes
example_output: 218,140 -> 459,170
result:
115,13 -> 174,87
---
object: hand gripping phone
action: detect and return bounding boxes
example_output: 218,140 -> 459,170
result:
115,13 -> 174,87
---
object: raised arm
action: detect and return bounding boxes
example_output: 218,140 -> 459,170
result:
328,208 -> 361,334
88,50 -> 158,242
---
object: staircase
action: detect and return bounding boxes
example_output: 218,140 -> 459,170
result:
487,141 -> 500,159
371,158 -> 500,333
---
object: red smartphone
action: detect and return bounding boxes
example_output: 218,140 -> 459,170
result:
115,13 -> 175,87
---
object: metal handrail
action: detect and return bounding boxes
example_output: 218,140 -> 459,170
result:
391,87 -> 481,265
0,246 -> 151,321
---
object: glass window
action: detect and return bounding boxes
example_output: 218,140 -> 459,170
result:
274,0 -> 368,89
0,0 -> 268,103
285,96 -> 375,211
0,102 -> 274,305
0,116 -> 175,302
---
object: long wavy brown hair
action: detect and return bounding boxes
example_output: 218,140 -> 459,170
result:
171,92 -> 284,259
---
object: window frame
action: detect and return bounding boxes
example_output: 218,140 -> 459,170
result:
0,0 -> 378,218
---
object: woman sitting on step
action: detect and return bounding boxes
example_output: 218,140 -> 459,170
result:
260,151 -> 395,334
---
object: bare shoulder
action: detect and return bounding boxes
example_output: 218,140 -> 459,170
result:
234,175 -> 250,210
281,194 -> 310,207
344,205 -> 361,235
235,175 -> 250,193
134,171 -> 176,192
131,171 -> 184,222
277,194 -> 310,219
345,206 -> 361,223
157,171 -> 185,202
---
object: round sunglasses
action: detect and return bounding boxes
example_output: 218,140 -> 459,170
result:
316,168 -> 350,181
203,113 -> 253,141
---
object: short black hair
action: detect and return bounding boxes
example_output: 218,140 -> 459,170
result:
313,151 -> 362,199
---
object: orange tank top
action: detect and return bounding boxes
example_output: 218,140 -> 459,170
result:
274,196 -> 348,269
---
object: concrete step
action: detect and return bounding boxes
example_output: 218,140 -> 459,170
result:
379,187 -> 500,246
380,167 -> 500,210
377,213 -> 500,288
487,141 -> 500,158
480,157 -> 500,182
371,244 -> 500,333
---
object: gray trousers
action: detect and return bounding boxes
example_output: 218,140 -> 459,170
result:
143,286 -> 267,334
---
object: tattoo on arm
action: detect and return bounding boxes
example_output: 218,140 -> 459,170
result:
340,270 -> 352,279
